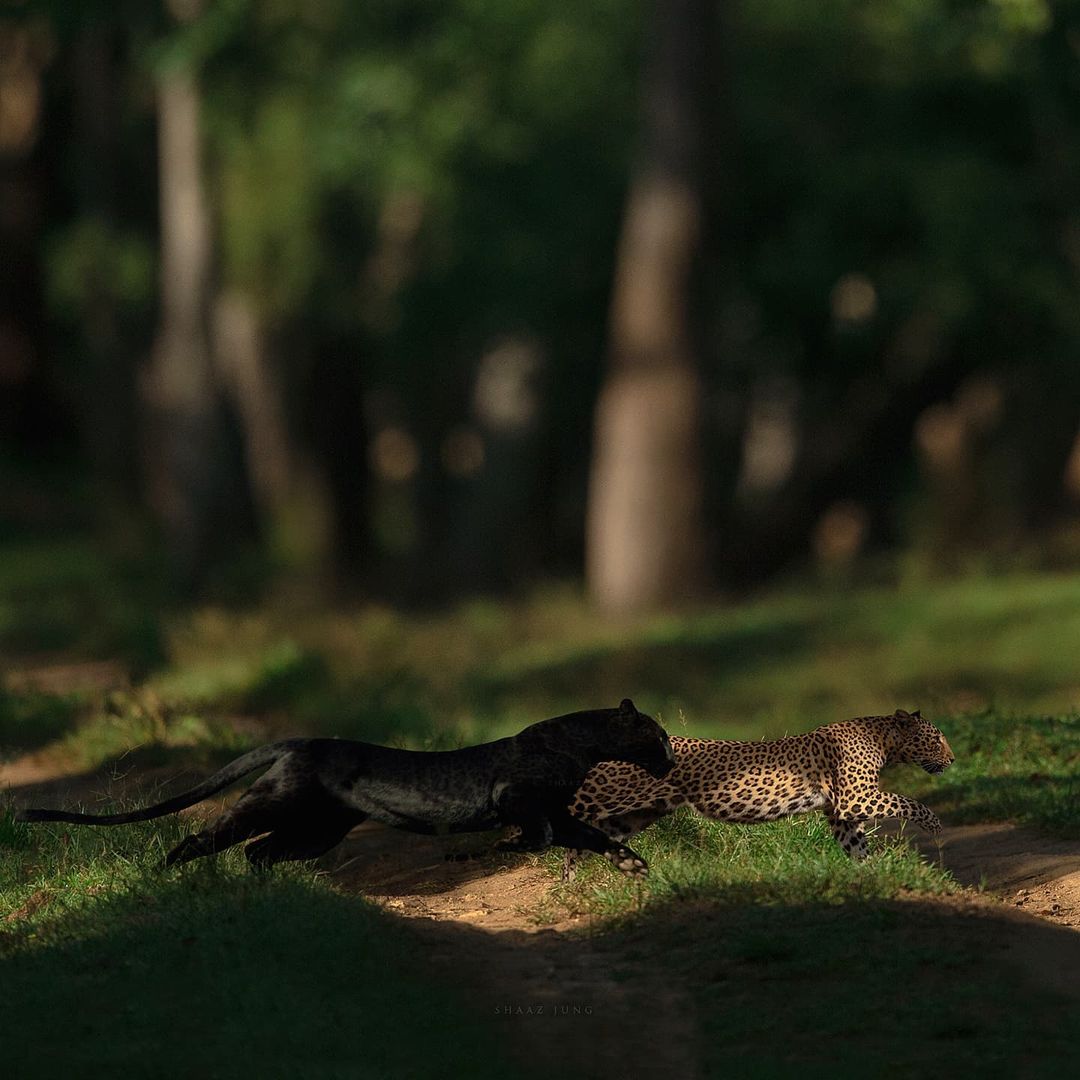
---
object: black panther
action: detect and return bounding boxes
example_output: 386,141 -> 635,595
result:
18,699 -> 674,876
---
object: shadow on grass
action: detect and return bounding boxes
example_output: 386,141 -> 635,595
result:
0,875 -> 532,1079
0,687 -> 81,757
0,539 -> 166,675
924,770 -> 1080,833
1,743 -> 252,815
606,895 -> 1080,1076
6,801 -> 1080,1076
468,616 -> 814,716
295,671 -> 449,747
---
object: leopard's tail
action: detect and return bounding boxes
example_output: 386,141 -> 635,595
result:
15,741 -> 299,825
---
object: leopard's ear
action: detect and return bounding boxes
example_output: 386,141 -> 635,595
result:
619,698 -> 637,716
893,708 -> 913,724
912,708 -> 922,720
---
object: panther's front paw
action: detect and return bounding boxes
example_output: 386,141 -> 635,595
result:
609,847 -> 649,879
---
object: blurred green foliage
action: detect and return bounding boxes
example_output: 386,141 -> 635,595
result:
7,0 -> 1080,584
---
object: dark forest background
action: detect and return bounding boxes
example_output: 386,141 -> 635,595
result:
4,0 -> 1080,615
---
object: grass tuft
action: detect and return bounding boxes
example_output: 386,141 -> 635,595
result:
539,809 -> 955,924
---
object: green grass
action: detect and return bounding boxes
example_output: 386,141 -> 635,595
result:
146,568 -> 1080,746
907,710 -> 1080,833
7,539 -> 1080,760
608,899 -> 1080,1078
0,809 -> 535,1079
539,808 -> 955,922
0,539 -> 164,671
0,685 -> 80,757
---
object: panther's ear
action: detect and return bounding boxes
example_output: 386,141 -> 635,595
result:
619,698 -> 637,716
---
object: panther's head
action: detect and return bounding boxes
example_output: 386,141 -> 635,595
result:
606,698 -> 676,779
884,709 -> 955,774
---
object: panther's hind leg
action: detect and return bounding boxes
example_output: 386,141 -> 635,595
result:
164,768 -> 297,867
244,811 -> 365,869
165,807 -> 272,867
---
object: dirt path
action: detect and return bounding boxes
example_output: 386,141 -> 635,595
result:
321,823 -> 702,1078
306,816 -> 1080,1074
907,822 -> 1080,930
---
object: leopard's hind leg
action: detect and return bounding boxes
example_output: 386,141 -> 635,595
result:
561,848 -> 581,883
827,812 -> 868,860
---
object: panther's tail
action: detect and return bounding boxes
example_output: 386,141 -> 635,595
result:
15,741 -> 298,825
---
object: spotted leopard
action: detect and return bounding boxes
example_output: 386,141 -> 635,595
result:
561,708 -> 954,881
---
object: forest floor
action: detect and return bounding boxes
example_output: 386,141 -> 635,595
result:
4,743 -> 1080,1079
4,551 -> 1080,1075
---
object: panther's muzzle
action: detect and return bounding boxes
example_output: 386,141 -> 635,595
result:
644,737 -> 677,779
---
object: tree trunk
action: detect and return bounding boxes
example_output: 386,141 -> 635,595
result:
71,24 -> 142,528
141,34 -> 252,590
586,0 -> 713,613
0,21 -> 51,471
212,292 -> 337,578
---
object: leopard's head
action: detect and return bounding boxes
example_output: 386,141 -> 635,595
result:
606,698 -> 676,779
884,709 -> 955,774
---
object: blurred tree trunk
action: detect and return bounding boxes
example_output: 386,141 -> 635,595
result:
1029,26 -> 1080,524
72,24 -> 141,530
141,2 -> 254,590
586,0 -> 713,613
214,294 -> 354,585
0,21 -> 51,469
307,338 -> 370,586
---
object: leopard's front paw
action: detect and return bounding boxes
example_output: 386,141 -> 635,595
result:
923,814 -> 943,836
608,846 -> 649,880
